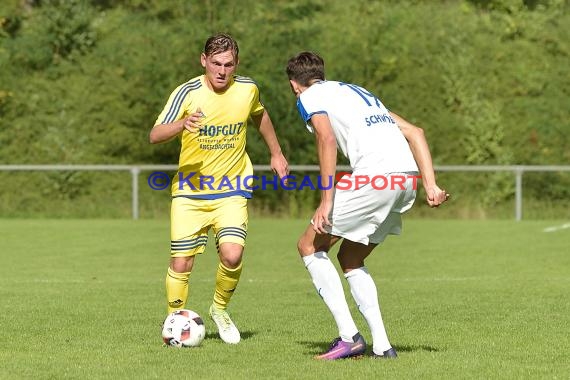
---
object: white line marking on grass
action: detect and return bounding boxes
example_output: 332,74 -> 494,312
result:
543,223 -> 570,233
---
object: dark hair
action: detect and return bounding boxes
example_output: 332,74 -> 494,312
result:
204,33 -> 239,58
286,51 -> 325,87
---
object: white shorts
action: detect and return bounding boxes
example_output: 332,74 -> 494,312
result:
327,172 -> 418,245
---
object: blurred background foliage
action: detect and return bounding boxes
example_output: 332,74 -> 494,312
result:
0,0 -> 568,218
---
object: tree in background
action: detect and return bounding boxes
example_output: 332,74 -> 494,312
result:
0,0 -> 568,218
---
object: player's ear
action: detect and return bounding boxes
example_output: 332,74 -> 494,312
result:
200,53 -> 207,68
289,80 -> 301,96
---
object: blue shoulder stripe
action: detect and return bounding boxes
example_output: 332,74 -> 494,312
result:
161,80 -> 202,124
296,98 -> 310,122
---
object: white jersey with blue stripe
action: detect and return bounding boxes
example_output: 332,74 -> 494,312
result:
296,80 -> 418,174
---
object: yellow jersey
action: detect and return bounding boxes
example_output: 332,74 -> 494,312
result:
155,75 -> 264,199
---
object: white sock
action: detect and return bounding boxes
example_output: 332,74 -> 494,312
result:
345,267 -> 391,353
303,252 -> 359,342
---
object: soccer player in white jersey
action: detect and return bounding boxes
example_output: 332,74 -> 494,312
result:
286,52 -> 449,360
150,34 -> 288,344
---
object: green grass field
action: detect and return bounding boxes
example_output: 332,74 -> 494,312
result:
1,218 -> 568,379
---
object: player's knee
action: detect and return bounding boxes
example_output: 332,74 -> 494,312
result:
297,238 -> 328,256
218,243 -> 243,268
220,255 -> 242,269
170,256 -> 194,273
297,238 -> 313,256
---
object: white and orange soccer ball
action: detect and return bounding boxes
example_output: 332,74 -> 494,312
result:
161,309 -> 206,347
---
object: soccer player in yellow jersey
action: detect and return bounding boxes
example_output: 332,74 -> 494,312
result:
150,33 -> 289,344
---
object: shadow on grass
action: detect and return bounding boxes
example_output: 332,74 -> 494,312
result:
393,344 -> 440,353
205,330 -> 257,341
298,340 -> 333,355
298,340 -> 440,355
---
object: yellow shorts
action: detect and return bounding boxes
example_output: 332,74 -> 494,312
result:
170,196 -> 248,257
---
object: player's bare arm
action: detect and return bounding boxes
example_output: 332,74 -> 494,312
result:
310,113 -> 337,233
390,112 -> 449,207
251,110 -> 289,179
149,108 -> 204,144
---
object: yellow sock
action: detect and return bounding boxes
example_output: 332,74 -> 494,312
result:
213,262 -> 242,310
165,267 -> 191,313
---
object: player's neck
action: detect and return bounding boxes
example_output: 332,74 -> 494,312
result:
298,79 -> 323,95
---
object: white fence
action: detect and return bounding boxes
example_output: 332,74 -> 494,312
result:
1,164 -> 569,220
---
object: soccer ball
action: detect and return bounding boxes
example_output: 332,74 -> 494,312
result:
161,309 -> 206,347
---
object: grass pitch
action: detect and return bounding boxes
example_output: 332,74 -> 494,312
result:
0,218 -> 568,379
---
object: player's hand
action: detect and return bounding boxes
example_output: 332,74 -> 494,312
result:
271,153 -> 289,182
311,200 -> 333,234
426,185 -> 450,207
183,107 -> 205,133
